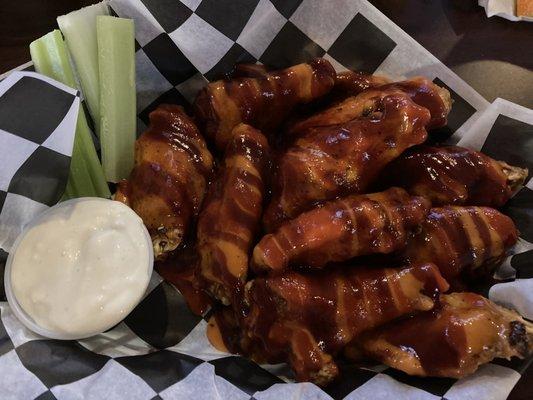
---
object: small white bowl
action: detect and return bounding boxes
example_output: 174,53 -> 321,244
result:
4,197 -> 154,340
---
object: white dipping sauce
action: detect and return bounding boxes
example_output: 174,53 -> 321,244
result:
9,198 -> 152,337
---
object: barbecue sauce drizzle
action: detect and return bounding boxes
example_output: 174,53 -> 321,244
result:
155,247 -> 212,316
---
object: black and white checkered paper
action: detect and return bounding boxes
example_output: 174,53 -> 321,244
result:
0,71 -> 79,253
0,1 -> 531,399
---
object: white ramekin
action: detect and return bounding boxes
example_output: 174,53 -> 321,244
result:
4,197 -> 154,340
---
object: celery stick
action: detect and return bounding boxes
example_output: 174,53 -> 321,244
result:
57,2 -> 109,133
97,16 -> 136,183
66,121 -> 96,198
30,30 -> 110,199
29,30 -> 77,88
77,113 -> 111,197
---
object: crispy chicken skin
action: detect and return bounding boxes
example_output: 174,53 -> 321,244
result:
263,92 -> 430,231
193,58 -> 336,151
196,124 -> 270,305
358,292 -> 533,378
115,104 -> 213,260
287,76 -> 451,138
241,264 -> 449,386
402,206 -> 519,281
381,145 -> 528,207
253,188 -> 430,274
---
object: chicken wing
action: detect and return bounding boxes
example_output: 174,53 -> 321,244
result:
333,70 -> 391,97
402,206 -> 519,281
241,263 -> 449,385
381,146 -> 528,207
287,76 -> 451,138
230,63 -> 269,79
232,67 -> 390,94
389,77 -> 452,129
280,70 -> 391,145
263,92 -> 430,231
193,58 -> 336,151
197,124 -> 270,305
115,104 -> 213,259
253,188 -> 430,274
358,292 -> 533,378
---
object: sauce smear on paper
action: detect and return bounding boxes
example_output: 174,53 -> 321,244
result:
206,315 -> 229,352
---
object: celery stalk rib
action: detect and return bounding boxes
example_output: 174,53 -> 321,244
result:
29,30 -> 77,88
30,30 -> 110,199
68,122 -> 96,197
97,16 -> 136,183
57,2 -> 109,134
77,113 -> 111,197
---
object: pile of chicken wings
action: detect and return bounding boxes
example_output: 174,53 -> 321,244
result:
116,58 -> 532,386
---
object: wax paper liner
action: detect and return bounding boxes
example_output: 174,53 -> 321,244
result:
0,1 -> 531,399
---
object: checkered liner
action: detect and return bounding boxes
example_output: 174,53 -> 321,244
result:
0,72 -> 80,253
0,0 -> 532,399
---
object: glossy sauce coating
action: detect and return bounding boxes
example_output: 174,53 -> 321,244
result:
333,70 -> 391,96
113,62 -> 529,387
116,104 -> 213,259
360,292 -> 531,378
254,188 -> 430,274
264,93 -> 430,231
196,124 -> 270,305
280,71 -> 391,144
402,206 -> 519,281
206,315 -> 229,353
382,145 -> 527,207
193,58 -> 336,151
155,247 -> 212,316
384,77 -> 451,129
241,264 -> 449,385
287,76 -> 450,138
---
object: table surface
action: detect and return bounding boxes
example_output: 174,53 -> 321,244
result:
1,0 -> 531,398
